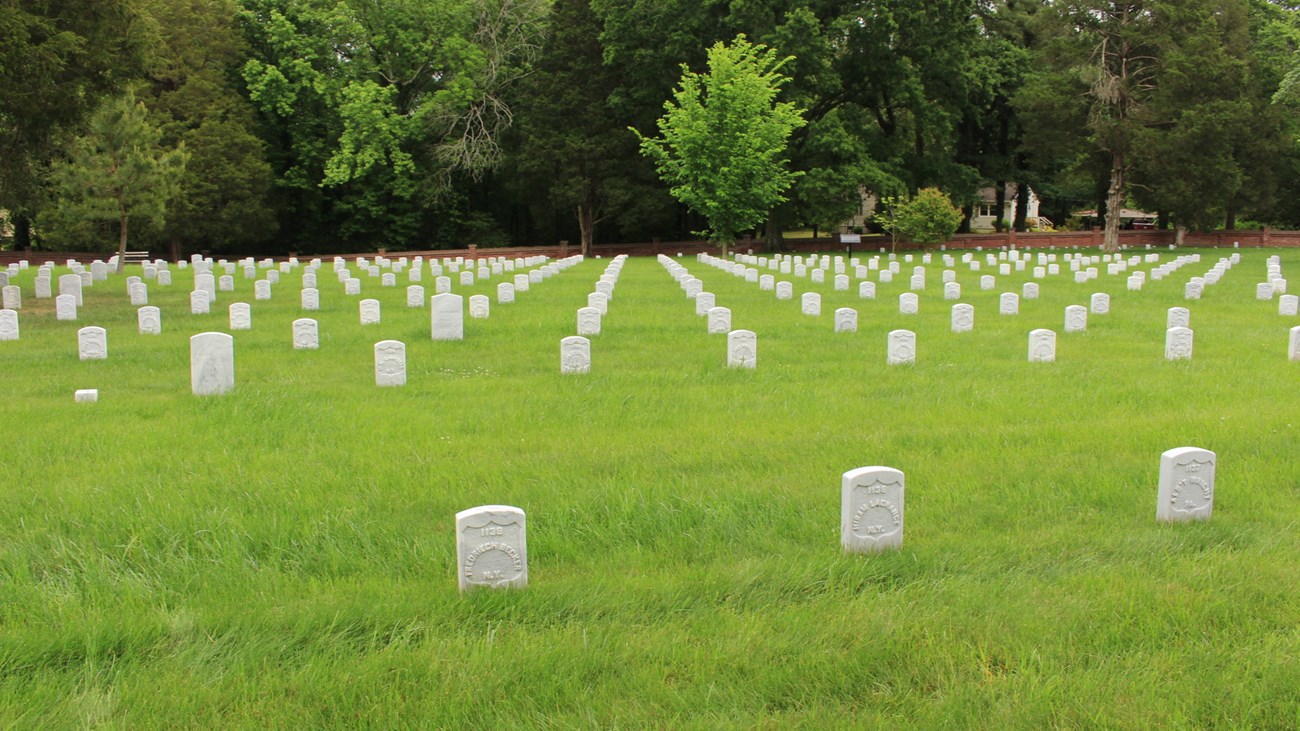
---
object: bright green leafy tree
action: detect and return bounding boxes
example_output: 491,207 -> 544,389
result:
635,35 -> 805,254
877,187 -> 963,249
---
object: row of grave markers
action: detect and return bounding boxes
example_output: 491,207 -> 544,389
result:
454,447 -> 1217,591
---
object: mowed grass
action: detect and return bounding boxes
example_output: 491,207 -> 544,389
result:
1,248 -> 1299,728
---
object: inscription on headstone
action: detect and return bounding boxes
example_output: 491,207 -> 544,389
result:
456,505 -> 528,591
841,466 -> 904,553
1156,447 -> 1215,522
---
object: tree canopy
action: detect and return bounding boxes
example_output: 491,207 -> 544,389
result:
4,0 -> 1300,254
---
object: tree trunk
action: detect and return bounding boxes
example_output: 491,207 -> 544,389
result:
1157,210 -> 1169,230
576,204 -> 594,257
1103,151 -> 1124,252
1224,207 -> 1237,231
118,199 -> 129,263
958,204 -> 973,234
169,233 -> 181,263
1174,224 -> 1186,246
764,218 -> 784,252
1013,182 -> 1029,232
13,213 -> 32,251
993,181 -> 1006,233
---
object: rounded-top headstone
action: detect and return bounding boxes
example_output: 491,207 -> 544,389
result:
1157,447 -> 1215,522
456,505 -> 527,591
841,466 -> 904,553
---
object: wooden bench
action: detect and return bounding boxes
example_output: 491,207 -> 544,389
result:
122,251 -> 151,265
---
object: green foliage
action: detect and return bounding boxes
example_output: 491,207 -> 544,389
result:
635,36 -> 806,252
877,187 -> 963,247
0,0 -> 149,208
43,92 -> 188,256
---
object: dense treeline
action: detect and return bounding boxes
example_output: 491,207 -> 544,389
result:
3,0 -> 1300,256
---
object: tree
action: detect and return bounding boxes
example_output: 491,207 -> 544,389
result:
634,35 -> 805,255
45,92 -> 188,259
513,0 -> 665,255
136,0 -> 277,259
877,187 -> 963,248
0,0 -> 149,242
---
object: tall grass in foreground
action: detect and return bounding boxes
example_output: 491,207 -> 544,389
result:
1,249 -> 1298,728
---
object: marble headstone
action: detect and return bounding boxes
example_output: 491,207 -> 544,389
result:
1156,447 -> 1215,522
951,304 -> 973,333
1165,327 -> 1193,361
78,326 -> 107,360
374,340 -> 407,386
293,318 -> 319,350
456,505 -> 527,591
191,332 -> 234,395
229,303 -> 251,330
727,329 -> 757,369
841,466 -> 904,553
577,307 -> 602,336
0,309 -> 18,341
137,306 -> 161,335
560,335 -> 591,374
469,294 -> 490,319
1028,329 -> 1056,363
887,329 -> 916,365
431,293 -> 464,340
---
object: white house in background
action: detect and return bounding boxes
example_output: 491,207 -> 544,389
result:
971,183 -> 1043,232
840,183 -> 1046,233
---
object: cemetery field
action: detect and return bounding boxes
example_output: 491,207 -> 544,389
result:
3,248 -> 1300,728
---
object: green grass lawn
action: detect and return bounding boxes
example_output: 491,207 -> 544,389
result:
2,248 -> 1299,728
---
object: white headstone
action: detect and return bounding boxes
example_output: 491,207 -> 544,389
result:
577,307 -> 602,336
498,282 -> 516,304
1064,305 -> 1087,333
74,389 -> 98,403
229,303 -> 251,330
1279,294 -> 1298,317
944,282 -> 960,300
588,291 -> 609,315
999,292 -> 1019,316
1167,307 -> 1190,329
707,306 -> 731,334
35,277 -> 51,299
834,274 -> 849,291
951,304 -> 974,333
374,340 -> 406,386
191,332 -> 235,396
254,280 -> 271,301
980,275 -> 995,290
55,293 -> 78,321
759,274 -> 774,291
190,290 -> 210,315
344,278 -> 361,296
898,293 -> 918,315
293,318 -> 319,350
859,281 -> 876,300
431,293 -> 464,340
1,285 -> 19,310
841,466 -> 904,553
78,326 -> 107,360
1165,327 -> 1193,361
887,329 -> 916,365
0,309 -> 18,340
776,281 -> 793,300
220,275 -> 235,292
1290,326 -> 1300,361
695,291 -> 716,316
1022,282 -> 1039,300
196,272 -> 216,303
560,335 -> 591,374
58,274 -> 83,306
1028,329 -> 1056,363
406,285 -> 426,308
469,294 -> 490,318
137,306 -> 161,335
360,298 -> 381,325
727,329 -> 757,369
801,292 -> 821,316
1156,447 -> 1215,522
436,276 -> 452,294
456,505 -> 527,591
